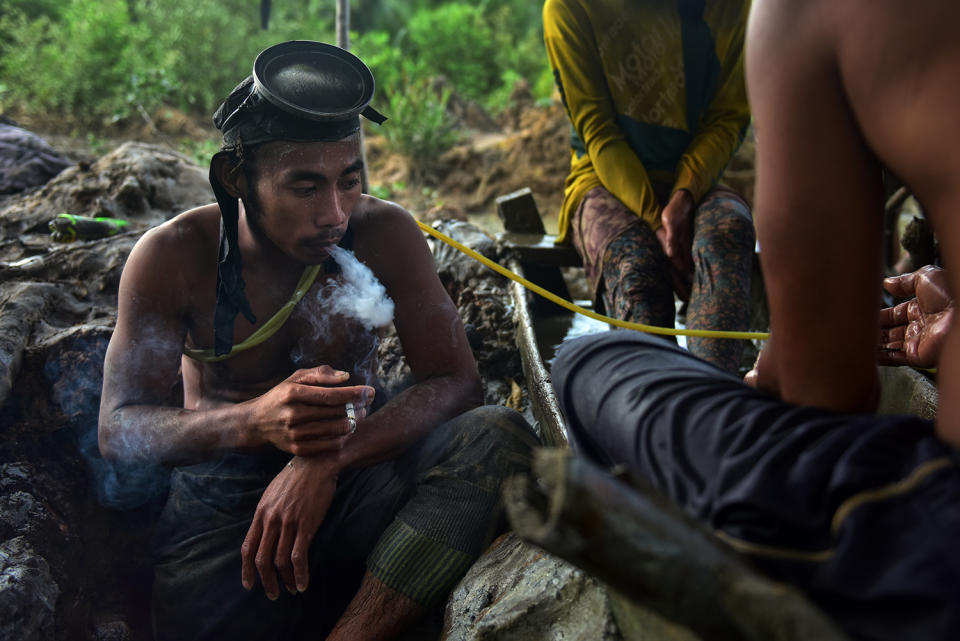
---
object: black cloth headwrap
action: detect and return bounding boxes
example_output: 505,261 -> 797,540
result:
208,42 -> 386,356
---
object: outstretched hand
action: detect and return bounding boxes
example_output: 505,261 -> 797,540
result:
655,189 -> 695,301
247,365 -> 374,456
879,265 -> 953,368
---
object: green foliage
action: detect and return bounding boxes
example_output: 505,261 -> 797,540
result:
0,0 -> 554,154
135,0 -> 334,113
367,180 -> 407,201
177,137 -> 222,167
0,0 -> 63,21
405,4 -> 500,101
0,0 -> 334,126
380,76 -> 460,179
0,0 -> 165,124
352,30 -> 406,106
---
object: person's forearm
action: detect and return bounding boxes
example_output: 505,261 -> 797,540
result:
321,372 -> 483,473
98,402 -> 257,466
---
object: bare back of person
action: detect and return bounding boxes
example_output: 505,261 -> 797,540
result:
747,0 -> 960,443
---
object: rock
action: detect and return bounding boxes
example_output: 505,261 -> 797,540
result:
0,124 -> 73,195
877,366 -> 938,420
429,221 -> 526,405
0,536 -> 60,641
443,533 -> 623,641
0,141 -> 212,241
0,282 -> 73,408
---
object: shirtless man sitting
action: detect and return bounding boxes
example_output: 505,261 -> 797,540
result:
550,1 -> 960,638
746,0 -> 960,434
97,41 -> 536,641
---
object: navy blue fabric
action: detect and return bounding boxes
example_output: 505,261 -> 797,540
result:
552,330 -> 960,641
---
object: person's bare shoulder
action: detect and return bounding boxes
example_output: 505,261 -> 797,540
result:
350,193 -> 413,227
349,194 -> 427,266
348,194 -> 449,311
119,203 -> 221,314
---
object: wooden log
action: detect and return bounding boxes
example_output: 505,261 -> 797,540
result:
504,448 -> 850,641
508,259 -> 569,447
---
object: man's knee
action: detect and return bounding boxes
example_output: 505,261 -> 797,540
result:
434,406 -> 539,482
461,405 -> 540,454
694,196 -> 756,254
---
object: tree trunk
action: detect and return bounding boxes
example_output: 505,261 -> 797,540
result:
335,0 -> 370,192
336,0 -> 350,50
260,0 -> 271,30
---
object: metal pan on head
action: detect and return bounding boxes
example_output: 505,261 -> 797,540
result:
252,40 -> 375,122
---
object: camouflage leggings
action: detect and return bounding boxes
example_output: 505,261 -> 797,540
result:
576,187 -> 755,373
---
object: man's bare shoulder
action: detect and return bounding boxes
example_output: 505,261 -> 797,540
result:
350,195 -> 423,252
351,194 -> 413,224
348,195 -> 444,293
130,203 -> 219,267
120,203 -> 220,311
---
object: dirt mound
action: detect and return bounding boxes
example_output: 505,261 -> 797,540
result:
366,98 -> 570,233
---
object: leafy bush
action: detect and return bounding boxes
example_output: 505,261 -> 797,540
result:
405,4 -> 500,102
0,0 -> 554,143
0,0 -> 334,127
0,0 -> 165,124
380,76 -> 460,180
352,30 -> 407,105
135,0 -> 334,115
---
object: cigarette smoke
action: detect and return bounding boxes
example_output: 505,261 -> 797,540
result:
326,246 -> 394,330
290,246 -> 394,386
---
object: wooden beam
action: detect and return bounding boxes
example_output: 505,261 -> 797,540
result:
505,449 -> 851,641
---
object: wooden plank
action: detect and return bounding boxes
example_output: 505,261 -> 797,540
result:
496,187 -> 546,234
496,231 -> 582,267
509,258 -> 569,446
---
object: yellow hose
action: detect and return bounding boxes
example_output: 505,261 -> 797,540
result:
417,220 -> 771,341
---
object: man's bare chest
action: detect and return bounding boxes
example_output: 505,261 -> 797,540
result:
186,272 -> 385,395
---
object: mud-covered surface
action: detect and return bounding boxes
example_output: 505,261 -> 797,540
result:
0,140 -> 531,639
0,123 -> 74,197
364,89 -> 572,230
0,141 -> 213,262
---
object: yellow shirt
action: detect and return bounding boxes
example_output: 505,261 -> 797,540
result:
544,0 -> 751,242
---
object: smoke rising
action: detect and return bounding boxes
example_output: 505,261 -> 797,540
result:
326,246 -> 395,330
290,246 -> 394,386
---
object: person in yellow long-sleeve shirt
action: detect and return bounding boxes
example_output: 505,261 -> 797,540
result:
544,0 -> 755,372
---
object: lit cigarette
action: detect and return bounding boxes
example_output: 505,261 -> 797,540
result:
345,402 -> 356,434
